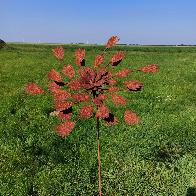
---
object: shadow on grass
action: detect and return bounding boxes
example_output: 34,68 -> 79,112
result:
155,142 -> 184,163
27,184 -> 39,196
186,187 -> 196,196
145,142 -> 184,168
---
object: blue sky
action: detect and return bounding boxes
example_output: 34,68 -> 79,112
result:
1,0 -> 196,44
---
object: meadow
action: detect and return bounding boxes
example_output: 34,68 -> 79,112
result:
0,43 -> 196,195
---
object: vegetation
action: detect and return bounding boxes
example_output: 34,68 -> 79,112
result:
0,39 -> 6,49
0,44 -> 196,195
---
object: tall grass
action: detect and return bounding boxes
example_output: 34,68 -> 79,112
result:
0,44 -> 196,195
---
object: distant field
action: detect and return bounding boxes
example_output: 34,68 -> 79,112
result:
0,44 -> 196,195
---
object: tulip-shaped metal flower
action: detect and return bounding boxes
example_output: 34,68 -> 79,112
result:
26,36 -> 159,195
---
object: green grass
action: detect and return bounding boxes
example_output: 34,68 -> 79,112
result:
0,44 -> 196,195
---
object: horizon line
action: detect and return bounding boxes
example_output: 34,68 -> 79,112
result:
6,41 -> 196,46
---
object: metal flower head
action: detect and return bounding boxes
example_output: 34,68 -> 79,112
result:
26,36 -> 159,137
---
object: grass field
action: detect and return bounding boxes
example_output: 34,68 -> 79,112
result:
0,44 -> 196,195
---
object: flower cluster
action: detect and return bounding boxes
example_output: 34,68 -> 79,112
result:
26,36 -> 158,137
